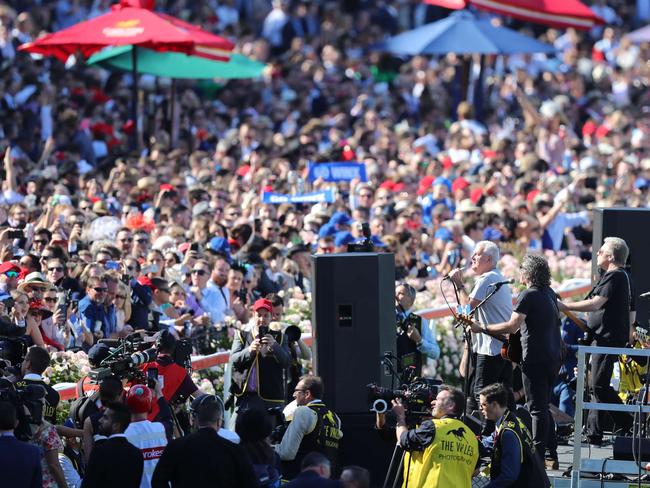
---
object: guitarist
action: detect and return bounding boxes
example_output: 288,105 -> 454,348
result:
449,240 -> 513,435
558,237 -> 634,445
467,254 -> 561,462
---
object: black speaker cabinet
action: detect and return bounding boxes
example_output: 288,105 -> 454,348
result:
592,208 -> 650,326
312,253 -> 395,414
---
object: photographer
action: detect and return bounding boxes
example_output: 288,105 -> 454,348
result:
15,345 -> 60,425
391,385 -> 478,488
395,283 -> 439,377
478,383 -> 549,488
266,292 -> 310,400
141,330 -> 200,423
229,298 -> 290,421
273,375 -> 342,480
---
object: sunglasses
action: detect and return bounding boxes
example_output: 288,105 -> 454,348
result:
48,266 -> 64,272
44,297 -> 57,303
192,269 -> 207,276
5,271 -> 18,278
116,294 -> 127,300
93,287 -> 108,293
33,240 -> 47,245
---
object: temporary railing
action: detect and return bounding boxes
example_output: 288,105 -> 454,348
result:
53,281 -> 592,401
571,345 -> 650,487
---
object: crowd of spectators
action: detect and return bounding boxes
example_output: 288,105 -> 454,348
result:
0,0 -> 646,485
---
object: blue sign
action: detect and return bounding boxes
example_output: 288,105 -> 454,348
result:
262,189 -> 335,205
307,162 -> 367,183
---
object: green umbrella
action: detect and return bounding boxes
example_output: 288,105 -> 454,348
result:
87,44 -> 265,79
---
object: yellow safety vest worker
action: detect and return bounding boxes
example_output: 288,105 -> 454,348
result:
402,417 -> 478,488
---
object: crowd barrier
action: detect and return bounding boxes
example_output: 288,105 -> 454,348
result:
53,281 -> 592,401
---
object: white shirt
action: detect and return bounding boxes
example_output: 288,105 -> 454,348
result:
262,8 -> 289,47
124,420 -> 167,488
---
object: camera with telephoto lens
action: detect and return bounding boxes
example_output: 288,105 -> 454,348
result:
88,332 -> 158,383
0,378 -> 45,441
367,377 -> 441,417
268,405 -> 289,444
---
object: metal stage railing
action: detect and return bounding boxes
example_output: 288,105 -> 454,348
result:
571,345 -> 650,487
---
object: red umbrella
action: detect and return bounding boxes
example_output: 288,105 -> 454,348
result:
425,0 -> 603,30
19,0 -> 233,61
18,0 -> 234,148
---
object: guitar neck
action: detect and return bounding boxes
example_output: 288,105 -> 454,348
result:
563,309 -> 588,333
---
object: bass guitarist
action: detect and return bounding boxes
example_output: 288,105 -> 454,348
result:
467,254 -> 561,462
449,240 -> 513,435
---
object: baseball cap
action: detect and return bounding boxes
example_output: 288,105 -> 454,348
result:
252,298 -> 273,313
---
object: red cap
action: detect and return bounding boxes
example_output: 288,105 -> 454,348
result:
253,298 -> 273,313
441,156 -> 453,170
236,165 -> 251,177
451,177 -> 470,194
160,183 -> 174,192
126,384 -> 154,414
137,276 -> 153,288
0,262 -> 20,274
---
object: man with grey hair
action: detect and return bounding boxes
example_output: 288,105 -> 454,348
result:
559,236 -> 634,445
449,240 -> 513,434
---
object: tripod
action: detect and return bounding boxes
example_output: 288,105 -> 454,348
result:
383,443 -> 409,488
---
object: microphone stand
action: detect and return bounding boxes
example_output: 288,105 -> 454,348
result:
455,281 -> 506,423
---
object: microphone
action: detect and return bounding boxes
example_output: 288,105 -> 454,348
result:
489,279 -> 514,290
640,291 -> 650,299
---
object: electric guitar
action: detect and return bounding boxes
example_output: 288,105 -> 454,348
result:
455,314 -> 522,364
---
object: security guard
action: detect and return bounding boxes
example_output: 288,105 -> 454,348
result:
392,385 -> 478,488
274,375 -> 342,480
479,383 -> 549,488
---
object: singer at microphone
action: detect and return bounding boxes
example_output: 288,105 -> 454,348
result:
447,241 -> 514,436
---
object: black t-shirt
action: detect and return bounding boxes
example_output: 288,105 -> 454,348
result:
587,268 -> 631,347
14,377 -> 60,425
514,286 -> 561,365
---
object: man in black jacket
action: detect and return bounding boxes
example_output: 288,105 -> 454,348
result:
82,403 -> 143,488
15,346 -> 59,425
151,394 -> 258,487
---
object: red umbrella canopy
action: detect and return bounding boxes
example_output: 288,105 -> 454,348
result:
19,0 -> 233,62
425,0 -> 603,30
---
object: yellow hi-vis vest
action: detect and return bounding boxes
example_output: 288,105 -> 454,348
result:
402,417 -> 478,488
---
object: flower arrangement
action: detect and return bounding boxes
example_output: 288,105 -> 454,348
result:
43,350 -> 91,385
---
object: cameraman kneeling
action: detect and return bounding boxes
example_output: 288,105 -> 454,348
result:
392,385 -> 478,488
273,375 -> 343,480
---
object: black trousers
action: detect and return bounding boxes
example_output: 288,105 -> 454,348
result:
521,361 -> 558,461
466,353 -> 514,435
587,353 -> 633,439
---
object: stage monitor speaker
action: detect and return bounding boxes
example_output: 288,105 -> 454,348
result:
593,208 -> 650,326
312,253 -> 395,414
613,435 -> 650,462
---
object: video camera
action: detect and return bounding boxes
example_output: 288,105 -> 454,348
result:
88,333 -> 158,383
0,378 -> 45,441
0,316 -> 29,366
397,313 -> 420,336
347,222 -> 374,253
367,377 -> 441,417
